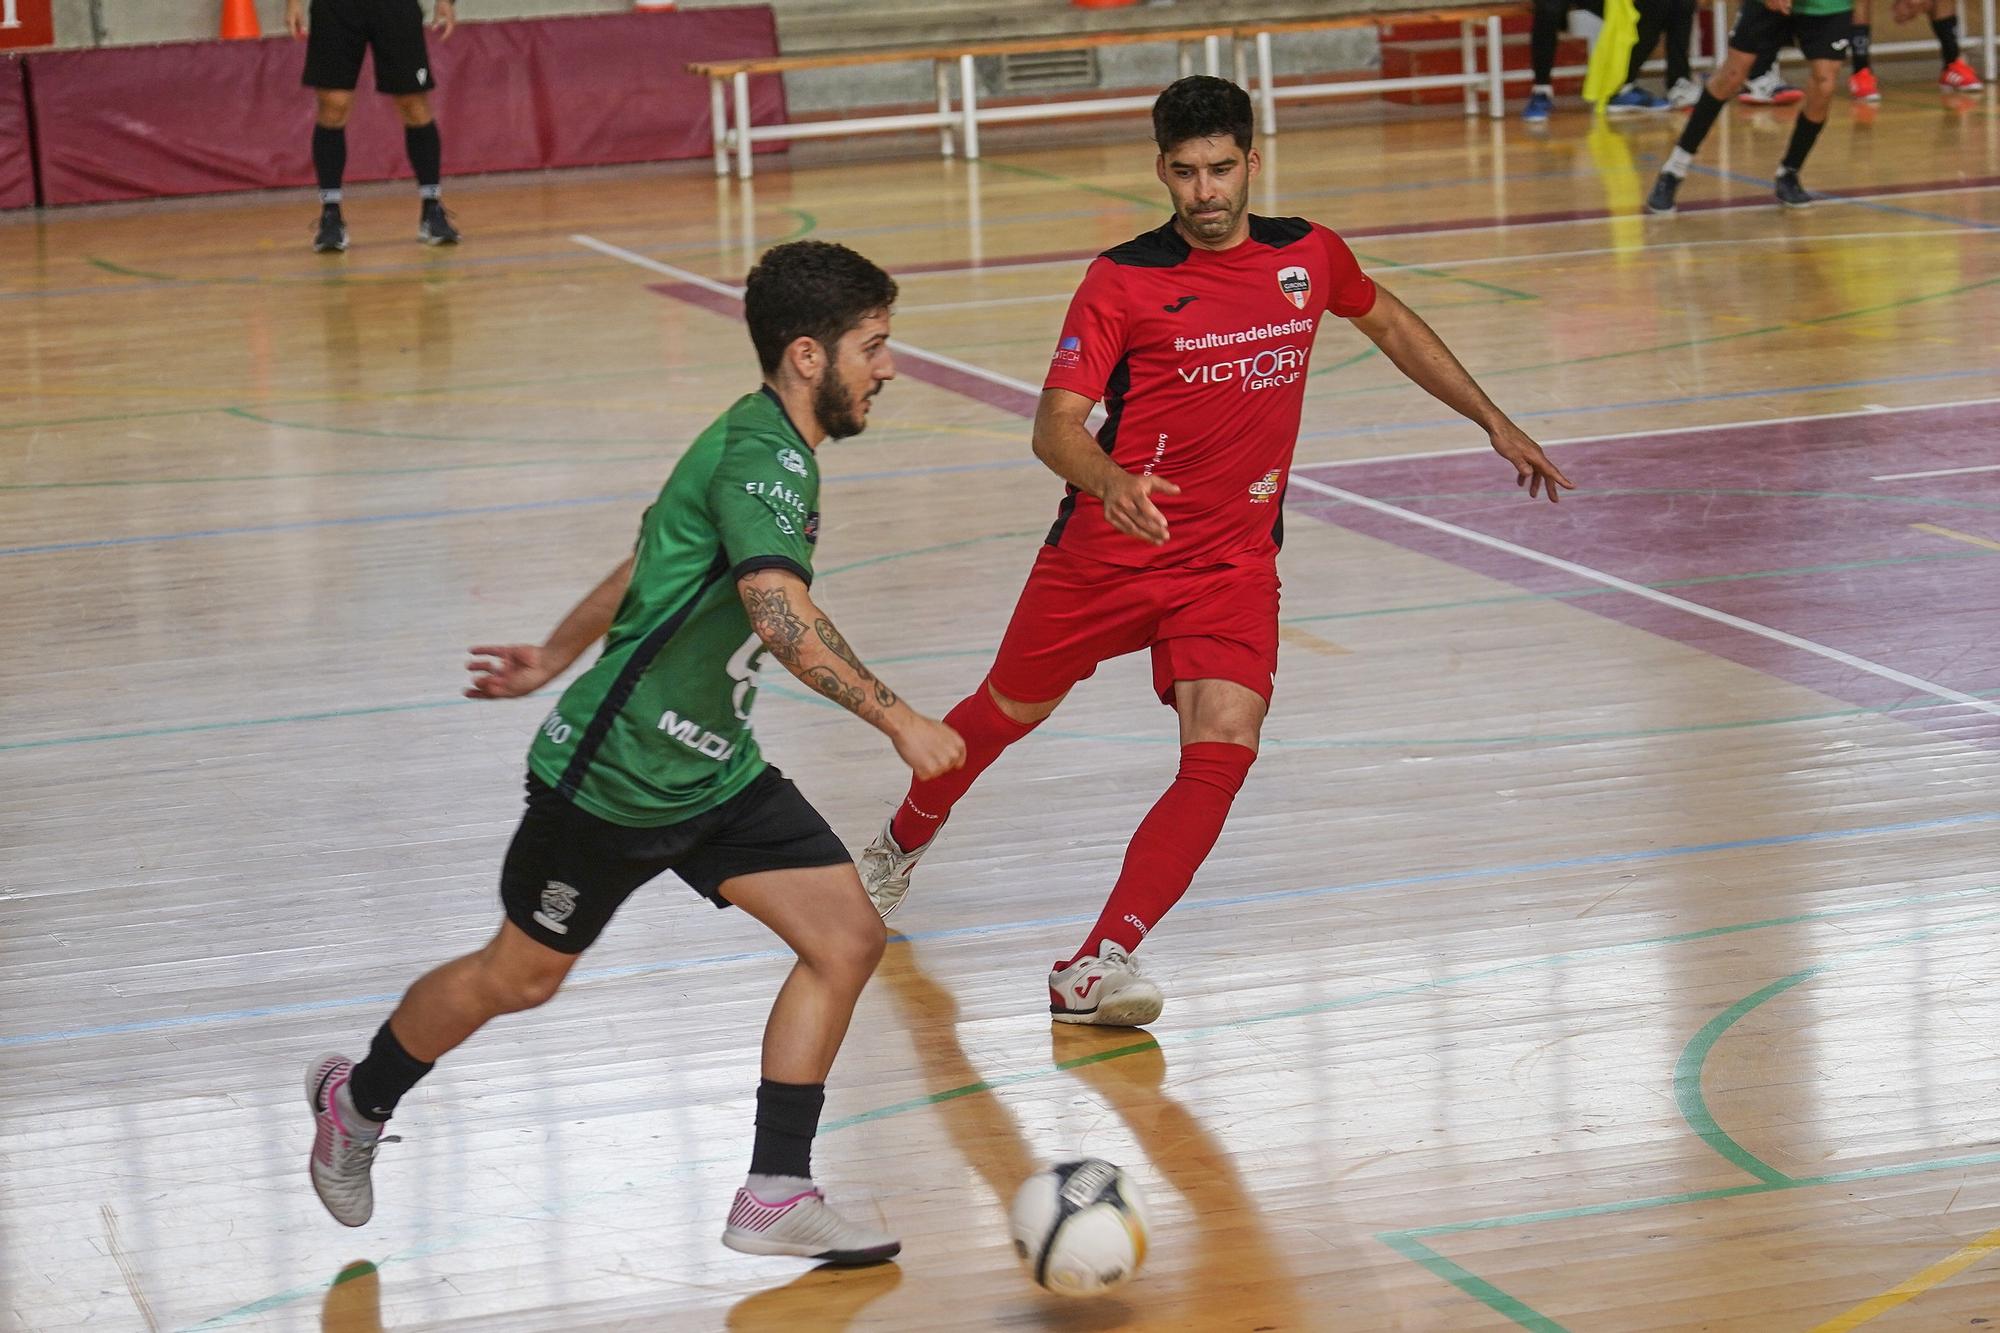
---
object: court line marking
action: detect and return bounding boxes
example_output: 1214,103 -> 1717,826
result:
1287,475 -> 2000,720
1296,395 -> 2000,470
1808,1221 -> 2000,1332
569,234 -> 1047,402
1876,462 -> 2000,481
1911,522 -> 2000,552
8,811 -> 1996,1051
182,878 -> 2000,1330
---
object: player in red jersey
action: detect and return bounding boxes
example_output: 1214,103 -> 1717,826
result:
860,77 -> 1574,1025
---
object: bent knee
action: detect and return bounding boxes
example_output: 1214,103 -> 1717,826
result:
480,963 -> 566,1013
812,910 -> 887,977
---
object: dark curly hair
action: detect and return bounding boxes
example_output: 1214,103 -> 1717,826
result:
1151,76 -> 1254,154
743,241 -> 898,375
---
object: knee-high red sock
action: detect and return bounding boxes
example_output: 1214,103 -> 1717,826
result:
1069,742 -> 1255,964
889,683 -> 1038,851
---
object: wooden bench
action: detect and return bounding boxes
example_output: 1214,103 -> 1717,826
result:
687,8 -> 1528,179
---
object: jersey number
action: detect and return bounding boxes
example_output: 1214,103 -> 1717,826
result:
727,633 -> 771,722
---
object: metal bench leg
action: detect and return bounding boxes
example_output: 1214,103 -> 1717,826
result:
1486,16 -> 1505,118
1257,30 -> 1277,135
734,71 -> 754,179
1461,20 -> 1478,117
710,76 -> 729,177
1204,34 -> 1221,75
959,53 -> 980,160
936,60 -> 955,158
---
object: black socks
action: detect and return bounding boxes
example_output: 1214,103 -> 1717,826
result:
312,125 -> 346,205
749,1079 -> 826,1180
346,1021 -> 436,1122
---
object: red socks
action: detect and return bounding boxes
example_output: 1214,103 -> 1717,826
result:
889,683 -> 1038,851
1069,742 -> 1255,964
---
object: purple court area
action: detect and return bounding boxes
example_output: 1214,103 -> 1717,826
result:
1291,402 -> 2000,749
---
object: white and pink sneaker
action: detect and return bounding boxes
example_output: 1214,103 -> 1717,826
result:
305,1052 -> 396,1227
721,1184 -> 901,1264
1048,940 -> 1165,1027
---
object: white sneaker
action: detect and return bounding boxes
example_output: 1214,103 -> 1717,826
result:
858,819 -> 932,918
1048,941 -> 1165,1027
721,1185 -> 901,1264
1667,77 -> 1702,108
306,1052 -> 397,1227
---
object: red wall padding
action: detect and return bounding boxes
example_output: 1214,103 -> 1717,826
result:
25,6 -> 784,206
0,57 -> 30,210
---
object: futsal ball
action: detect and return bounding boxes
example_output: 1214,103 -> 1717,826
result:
1008,1158 -> 1150,1297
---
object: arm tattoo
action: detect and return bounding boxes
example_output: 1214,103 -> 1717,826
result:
815,619 -> 872,679
801,666 -> 867,715
744,585 -> 809,665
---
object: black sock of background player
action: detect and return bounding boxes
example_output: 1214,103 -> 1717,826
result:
346,1021 -> 435,1121
405,123 -> 443,200
1781,114 -> 1825,174
1784,115 -> 1832,174
1677,89 -> 1728,157
748,1079 -> 825,1180
1933,15 -> 1961,65
1851,24 -> 1872,72
313,125 -> 346,205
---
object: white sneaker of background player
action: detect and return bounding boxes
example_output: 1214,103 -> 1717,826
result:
1048,940 -> 1165,1027
1741,69 -> 1785,102
306,1052 -> 398,1227
858,818 -> 932,918
1668,77 -> 1702,108
721,1183 -> 902,1264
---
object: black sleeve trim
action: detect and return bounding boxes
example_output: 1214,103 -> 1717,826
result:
1248,214 -> 1313,247
731,555 -> 813,588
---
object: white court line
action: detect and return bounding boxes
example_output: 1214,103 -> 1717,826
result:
1873,462 -> 2000,481
1287,473 -> 2000,720
1295,395 -> 2000,471
570,234 -> 1047,402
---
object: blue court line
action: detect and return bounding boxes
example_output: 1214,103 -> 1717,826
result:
3,808 -> 1991,1050
1685,162 -> 2000,231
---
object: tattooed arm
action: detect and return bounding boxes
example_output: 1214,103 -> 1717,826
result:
737,568 -> 965,780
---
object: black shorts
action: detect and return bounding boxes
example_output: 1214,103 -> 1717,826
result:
1730,2 -> 1854,62
498,766 -> 853,955
303,0 -> 436,95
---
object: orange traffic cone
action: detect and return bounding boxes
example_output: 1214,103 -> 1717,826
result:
221,0 -> 261,39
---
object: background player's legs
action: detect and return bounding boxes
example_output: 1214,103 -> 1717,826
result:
393,93 -> 459,244
311,89 -> 353,252
1850,0 -> 1879,95
717,865 -> 900,1263
1934,0 -> 1983,87
1776,58 -> 1840,203
1525,0 -> 1567,118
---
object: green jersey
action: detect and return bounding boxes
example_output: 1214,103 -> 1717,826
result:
527,387 -> 820,826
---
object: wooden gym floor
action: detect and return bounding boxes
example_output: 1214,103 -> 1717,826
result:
3,68 -> 1999,1332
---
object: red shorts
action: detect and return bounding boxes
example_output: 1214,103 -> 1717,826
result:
987,545 -> 1281,707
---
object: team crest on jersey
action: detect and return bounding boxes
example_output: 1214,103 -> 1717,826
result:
1052,335 -> 1083,369
1276,266 -> 1312,310
1248,469 -> 1282,503
535,881 -> 579,936
777,448 -> 808,477
804,511 -> 820,545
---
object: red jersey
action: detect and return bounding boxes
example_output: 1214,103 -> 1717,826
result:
1040,215 -> 1376,569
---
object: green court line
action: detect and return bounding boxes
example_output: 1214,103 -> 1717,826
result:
0,452 -> 667,493
1380,1233 -> 1571,1332
1387,905 -> 2000,1328
1674,973 -> 1812,1187
977,160 -> 1539,301
1310,273 -> 2000,388
185,880 -> 2000,1330
219,406 -> 666,447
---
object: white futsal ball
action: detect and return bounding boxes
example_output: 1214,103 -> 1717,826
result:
1009,1158 -> 1150,1297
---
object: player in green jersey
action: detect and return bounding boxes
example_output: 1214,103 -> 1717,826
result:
303,241 -> 965,1266
1644,0 -> 1910,212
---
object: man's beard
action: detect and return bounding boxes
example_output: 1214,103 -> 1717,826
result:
1182,192 -> 1243,239
814,372 -> 869,440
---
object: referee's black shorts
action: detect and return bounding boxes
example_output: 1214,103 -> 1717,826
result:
303,0 -> 436,95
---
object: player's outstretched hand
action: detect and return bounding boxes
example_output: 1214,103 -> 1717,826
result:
465,644 -> 556,699
895,715 -> 966,781
1491,425 -> 1575,504
284,0 -> 306,38
1103,472 -> 1180,546
433,0 -> 456,39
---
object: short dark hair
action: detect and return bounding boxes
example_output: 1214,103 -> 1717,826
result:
743,241 -> 898,375
1152,76 -> 1254,154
